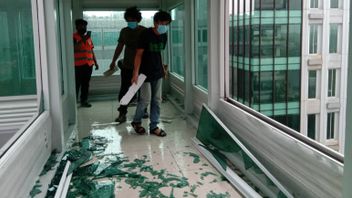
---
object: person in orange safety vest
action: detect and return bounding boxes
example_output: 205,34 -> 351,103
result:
73,19 -> 99,108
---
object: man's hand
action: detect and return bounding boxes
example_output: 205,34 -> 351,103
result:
131,72 -> 139,84
95,64 -> 99,70
109,62 -> 116,70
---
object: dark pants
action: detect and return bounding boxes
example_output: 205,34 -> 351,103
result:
117,68 -> 133,114
75,65 -> 93,103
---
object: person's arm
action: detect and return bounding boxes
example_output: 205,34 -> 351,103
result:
109,42 -> 124,69
92,49 -> 99,70
131,48 -> 144,84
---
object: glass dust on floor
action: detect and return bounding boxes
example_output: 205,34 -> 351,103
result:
42,129 -> 239,197
32,100 -> 242,197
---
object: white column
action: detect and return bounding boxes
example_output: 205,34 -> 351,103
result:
208,0 -> 226,110
342,1 -> 352,197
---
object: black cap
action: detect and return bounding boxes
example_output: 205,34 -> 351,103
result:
75,19 -> 88,26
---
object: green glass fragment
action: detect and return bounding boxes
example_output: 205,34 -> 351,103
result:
201,145 -> 228,170
29,181 -> 42,198
75,162 -> 100,176
183,152 -> 201,163
40,150 -> 59,176
196,108 -> 241,153
89,183 -> 115,198
278,190 -> 288,198
206,190 -> 230,198
242,152 -> 255,170
200,172 -> 217,180
169,188 -> 175,198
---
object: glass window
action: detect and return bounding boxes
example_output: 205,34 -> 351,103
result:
330,0 -> 339,8
287,70 -> 300,102
290,0 -> 302,10
83,11 -> 156,76
327,112 -> 336,139
329,24 -> 339,53
308,70 -> 317,98
310,0 -> 319,8
0,10 -> 36,96
328,69 -> 336,97
261,0 -> 274,10
287,114 -> 300,132
307,114 -> 316,139
288,24 -> 301,57
261,25 -> 274,58
229,0 -> 302,132
275,25 -> 287,58
274,71 -> 287,103
260,71 -> 273,104
170,4 -> 185,78
103,31 -> 118,47
309,24 -> 319,54
195,0 -> 208,90
0,0 -> 39,155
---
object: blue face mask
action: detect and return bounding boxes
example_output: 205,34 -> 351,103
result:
157,25 -> 168,34
127,22 -> 138,29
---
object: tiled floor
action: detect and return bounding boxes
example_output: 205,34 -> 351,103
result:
77,100 -> 242,197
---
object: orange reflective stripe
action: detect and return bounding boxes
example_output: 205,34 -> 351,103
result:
74,51 -> 93,58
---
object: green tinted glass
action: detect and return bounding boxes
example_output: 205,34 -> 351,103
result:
0,3 -> 36,96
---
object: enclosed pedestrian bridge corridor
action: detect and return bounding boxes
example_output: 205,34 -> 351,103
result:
0,0 -> 351,197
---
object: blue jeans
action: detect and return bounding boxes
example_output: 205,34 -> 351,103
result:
133,78 -> 162,131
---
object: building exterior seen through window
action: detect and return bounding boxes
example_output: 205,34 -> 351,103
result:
229,0 -> 349,152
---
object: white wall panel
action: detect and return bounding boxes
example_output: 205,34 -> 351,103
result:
0,112 -> 52,198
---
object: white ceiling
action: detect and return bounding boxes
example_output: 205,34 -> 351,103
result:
81,0 -> 161,9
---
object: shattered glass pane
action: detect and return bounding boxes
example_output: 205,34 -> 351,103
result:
196,105 -> 291,198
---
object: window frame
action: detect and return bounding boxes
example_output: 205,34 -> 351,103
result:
326,112 -> 339,144
308,70 -> 318,99
309,23 -> 321,55
0,0 -> 43,158
329,23 -> 341,54
194,0 -> 209,90
310,0 -> 320,9
169,3 -> 186,80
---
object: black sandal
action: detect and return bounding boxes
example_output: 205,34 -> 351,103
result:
131,122 -> 146,134
150,127 -> 167,137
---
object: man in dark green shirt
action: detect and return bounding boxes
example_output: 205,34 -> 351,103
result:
109,7 -> 145,123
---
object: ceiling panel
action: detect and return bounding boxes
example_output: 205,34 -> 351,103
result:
81,0 -> 161,9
